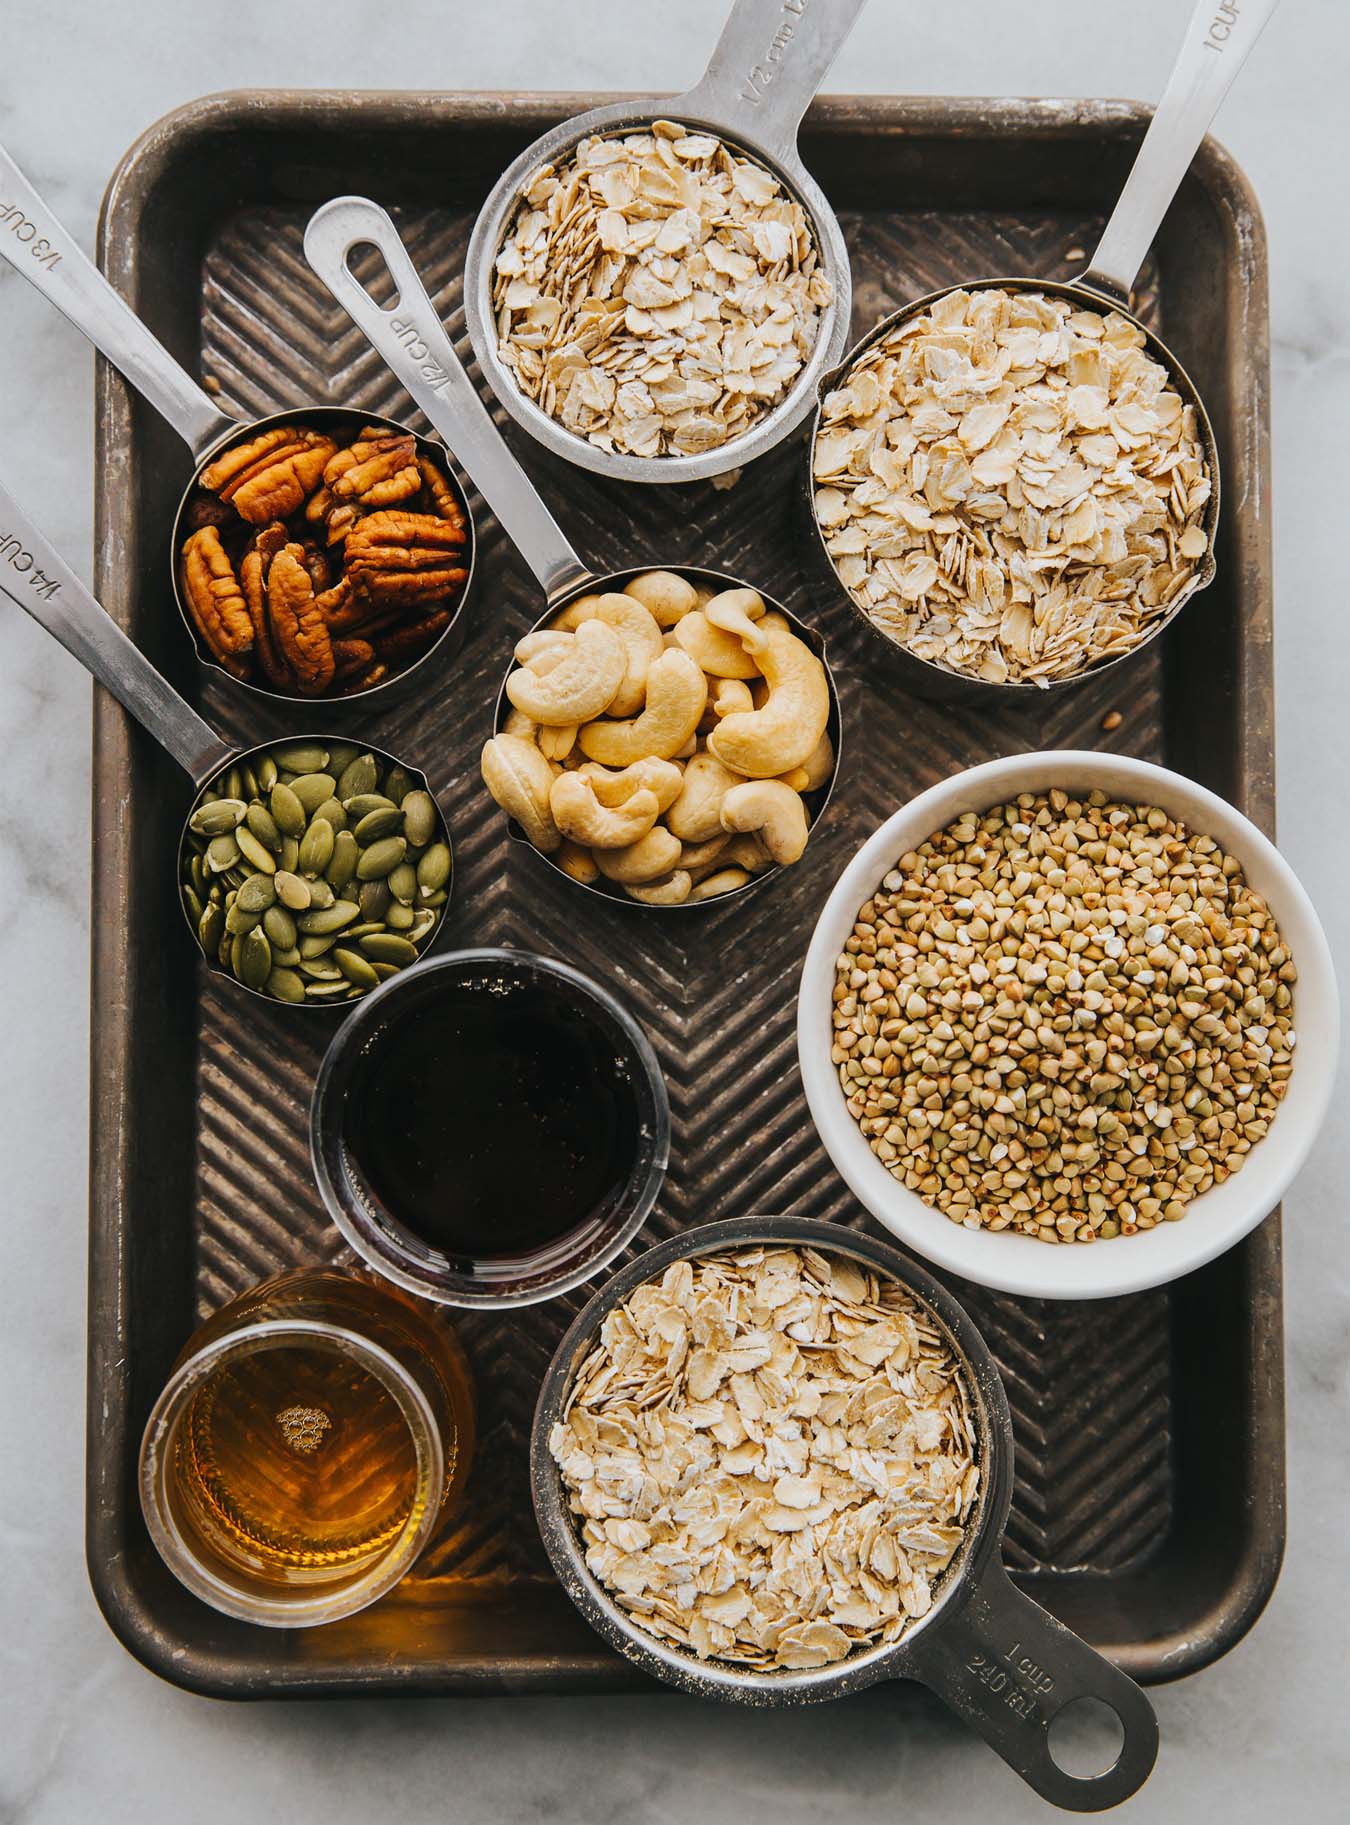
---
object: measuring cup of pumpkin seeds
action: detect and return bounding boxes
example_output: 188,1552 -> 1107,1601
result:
461,0 -> 869,482
0,476 -> 452,1007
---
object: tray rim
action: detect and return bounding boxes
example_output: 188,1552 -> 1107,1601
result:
86,88 -> 1284,1700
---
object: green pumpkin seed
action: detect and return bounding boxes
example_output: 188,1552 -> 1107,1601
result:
359,932 -> 419,965
198,900 -> 225,955
336,754 -> 380,801
271,782 -> 307,836
271,744 -> 329,774
327,830 -> 359,890
245,803 -> 283,852
420,887 -> 448,908
326,742 -> 361,776
343,792 -> 397,820
354,806 -> 404,845
236,873 -> 277,914
189,797 -> 247,837
270,944 -> 301,968
225,899 -> 262,936
339,922 -> 385,942
357,836 -> 407,880
256,753 -> 278,791
182,885 -> 204,926
385,863 -> 416,907
307,877 -> 336,911
240,763 -> 260,800
235,826 -> 278,874
279,835 -> 300,873
369,961 -> 400,982
290,772 -> 338,815
299,817 -> 336,876
384,767 -> 413,805
274,871 -> 312,911
263,905 -> 297,950
299,933 -> 338,960
417,842 -> 452,894
267,966 -> 306,1003
299,956 -> 344,981
297,899 -> 360,936
224,766 -> 244,802
305,979 -> 358,1001
189,855 -> 208,897
359,879 -> 392,922
401,790 -> 438,848
206,833 -> 241,872
409,909 -> 438,943
386,900 -> 415,931
334,947 -> 380,990
314,796 -> 348,832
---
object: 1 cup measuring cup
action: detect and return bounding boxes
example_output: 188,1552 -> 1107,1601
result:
808,0 -> 1281,700
0,143 -> 474,706
0,475 -> 453,1008
461,0 -> 869,483
303,197 -> 841,911
532,1216 -> 1159,1812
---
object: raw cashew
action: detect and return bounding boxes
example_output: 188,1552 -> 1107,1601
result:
778,731 -> 835,793
666,753 -> 745,843
550,592 -> 605,632
577,757 -> 684,814
624,570 -> 698,627
719,778 -> 810,864
674,610 -> 760,679
591,593 -> 665,716
722,832 -> 774,873
690,866 -> 752,901
677,834 -> 730,881
594,825 -> 683,885
549,773 -> 660,849
674,732 -> 699,759
515,629 -> 571,668
556,840 -> 599,884
703,587 -> 767,654
538,722 -> 579,762
506,619 -> 626,725
625,870 -> 692,905
578,648 -> 707,765
712,678 -> 754,719
481,734 -> 561,854
707,623 -> 830,777
502,706 -> 537,740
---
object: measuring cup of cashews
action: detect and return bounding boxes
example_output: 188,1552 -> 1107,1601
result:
302,198 -> 841,911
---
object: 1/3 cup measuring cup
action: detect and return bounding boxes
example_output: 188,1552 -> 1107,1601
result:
462,0 -> 870,483
0,142 -> 475,706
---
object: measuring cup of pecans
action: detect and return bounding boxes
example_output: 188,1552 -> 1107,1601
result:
0,141 -> 473,705
532,1216 -> 1160,1811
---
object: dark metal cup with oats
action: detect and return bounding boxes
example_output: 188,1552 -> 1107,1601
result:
808,0 -> 1280,700
0,477 -> 452,1008
0,142 -> 474,706
533,1216 -> 1159,1811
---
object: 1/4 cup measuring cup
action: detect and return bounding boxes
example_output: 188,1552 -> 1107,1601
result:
808,0 -> 1281,699
0,142 -> 475,706
532,1216 -> 1159,1811
0,475 -> 453,1008
462,0 -> 870,483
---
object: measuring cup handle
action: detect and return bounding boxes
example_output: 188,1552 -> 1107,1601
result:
303,198 -> 591,605
0,142 -> 236,460
0,477 -> 231,782
904,1559 -> 1158,1811
1084,0 -> 1281,304
678,0 -> 868,171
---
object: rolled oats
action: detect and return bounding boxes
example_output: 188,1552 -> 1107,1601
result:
493,121 -> 830,460
550,1246 -> 979,1671
813,289 -> 1213,684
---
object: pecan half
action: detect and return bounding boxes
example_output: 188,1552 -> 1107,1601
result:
345,511 -> 469,609
180,527 -> 254,676
267,545 -> 335,695
204,429 -> 338,525
417,455 -> 468,535
326,432 -> 421,508
239,524 -> 294,691
375,609 -> 453,663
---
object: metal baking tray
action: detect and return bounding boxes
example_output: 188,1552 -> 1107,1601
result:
87,91 -> 1281,1698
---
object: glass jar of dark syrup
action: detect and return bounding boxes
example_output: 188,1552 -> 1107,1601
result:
311,951 -> 669,1307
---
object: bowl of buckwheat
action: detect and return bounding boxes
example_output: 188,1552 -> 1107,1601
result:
797,752 -> 1338,1299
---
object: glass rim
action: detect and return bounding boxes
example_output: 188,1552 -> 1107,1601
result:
138,1315 -> 446,1629
309,948 -> 671,1310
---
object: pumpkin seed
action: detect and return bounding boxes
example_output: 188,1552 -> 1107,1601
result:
353,806 -> 404,845
299,817 -> 336,876
370,961 -> 400,981
236,873 -> 277,914
262,905 -> 296,950
314,796 -> 348,832
245,803 -> 283,853
300,933 -> 339,960
189,797 -> 246,836
271,743 -> 329,774
387,861 -> 417,905
402,789 -> 437,848
271,782 -> 307,836
326,742 -> 361,776
206,833 -> 241,872
386,900 -> 415,931
417,842 -> 452,893
334,947 -> 380,990
359,879 -> 392,922
224,765 -> 243,801
182,885 -> 204,926
307,877 -> 336,911
199,900 -> 224,954
235,826 -> 278,875
360,932 -> 419,965
270,944 -> 301,968
357,836 -> 407,880
385,767 -> 413,805
343,792 -> 397,820
297,899 -> 361,936
337,753 -> 380,801
290,772 -> 338,815
299,956 -> 344,981
256,753 -> 278,791
305,979 -> 358,1001
339,922 -> 385,942
327,830 -> 359,890
225,898 -> 262,936
267,966 -> 306,1003
233,927 -> 272,990
279,835 -> 301,873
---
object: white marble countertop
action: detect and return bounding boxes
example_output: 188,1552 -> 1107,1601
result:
1,1 -> 1346,1818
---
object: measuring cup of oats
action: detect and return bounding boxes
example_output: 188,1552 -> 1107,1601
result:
533,1216 -> 1158,1811
809,0 -> 1280,696
460,0 -> 869,482
0,476 -> 454,1007
0,143 -> 473,704
304,198 -> 840,910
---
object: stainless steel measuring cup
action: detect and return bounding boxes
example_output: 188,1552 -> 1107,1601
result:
532,1215 -> 1159,1811
304,197 -> 841,911
462,0 -> 869,484
808,0 -> 1280,702
0,143 -> 474,707
0,475 -> 452,1009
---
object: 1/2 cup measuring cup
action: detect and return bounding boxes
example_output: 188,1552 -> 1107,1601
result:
0,475 -> 453,1008
0,142 -> 474,706
462,0 -> 870,483
808,0 -> 1281,700
532,1215 -> 1159,1811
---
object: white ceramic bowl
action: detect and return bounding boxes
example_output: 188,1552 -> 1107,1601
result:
798,752 -> 1339,1299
